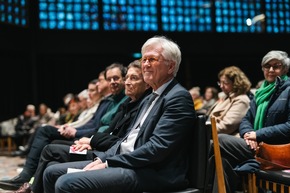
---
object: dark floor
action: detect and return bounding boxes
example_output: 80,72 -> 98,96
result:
0,149 -> 26,193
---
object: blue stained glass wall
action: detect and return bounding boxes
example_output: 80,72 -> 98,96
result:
215,1 -> 263,33
102,0 -> 158,31
1,0 -> 290,33
265,0 -> 290,33
0,0 -> 27,27
161,0 -> 211,32
39,0 -> 99,30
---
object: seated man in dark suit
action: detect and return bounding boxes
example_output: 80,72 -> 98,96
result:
0,63 -> 128,191
42,36 -> 196,193
13,59 -> 152,193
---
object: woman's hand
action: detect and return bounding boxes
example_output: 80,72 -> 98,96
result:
244,131 -> 258,150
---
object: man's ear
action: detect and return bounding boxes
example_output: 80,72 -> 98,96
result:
168,61 -> 175,75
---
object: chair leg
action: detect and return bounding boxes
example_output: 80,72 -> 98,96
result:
7,136 -> 13,152
0,136 -> 15,153
0,138 -> 4,151
251,173 -> 257,193
243,173 -> 257,193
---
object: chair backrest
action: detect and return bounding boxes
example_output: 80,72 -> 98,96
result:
210,116 -> 226,193
188,115 -> 211,191
143,115 -> 210,193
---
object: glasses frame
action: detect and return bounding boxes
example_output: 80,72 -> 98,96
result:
141,56 -> 170,65
262,63 -> 283,71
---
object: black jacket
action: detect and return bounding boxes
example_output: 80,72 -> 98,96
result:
90,88 -> 152,151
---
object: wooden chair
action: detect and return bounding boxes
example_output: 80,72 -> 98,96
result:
210,116 -> 227,193
144,115 -> 211,193
245,168 -> 290,193
0,136 -> 16,153
210,117 -> 290,193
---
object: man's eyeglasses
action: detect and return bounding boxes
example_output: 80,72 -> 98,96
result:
141,57 -> 160,65
141,57 -> 170,65
262,63 -> 283,71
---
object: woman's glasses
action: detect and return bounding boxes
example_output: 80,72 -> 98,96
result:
262,63 -> 283,71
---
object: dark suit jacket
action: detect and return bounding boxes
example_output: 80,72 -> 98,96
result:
90,88 -> 152,151
75,96 -> 113,138
96,79 -> 196,191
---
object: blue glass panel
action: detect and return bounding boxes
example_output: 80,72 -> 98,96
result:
83,14 -> 90,21
170,24 -> 176,31
230,26 -> 236,32
49,12 -> 56,20
66,13 -> 73,20
91,22 -> 99,30
216,9 -> 222,16
65,21 -> 73,29
40,21 -> 48,28
216,17 -> 222,23
39,12 -> 48,19
83,4 -> 90,11
48,4 -> 56,11
75,21 -> 83,29
8,15 -> 12,22
205,16 -> 211,23
83,21 -> 90,29
74,13 -> 81,20
57,3 -> 65,11
58,21 -> 65,28
15,18 -> 19,24
57,12 -> 65,20
66,4 -> 73,11
22,19 -> 26,25
74,4 -> 81,12
0,16 -> 4,22
49,21 -> 57,29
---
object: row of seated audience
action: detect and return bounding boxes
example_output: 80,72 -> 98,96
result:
209,50 -> 290,193
0,36 -> 289,193
189,86 -> 219,116
0,86 -> 96,156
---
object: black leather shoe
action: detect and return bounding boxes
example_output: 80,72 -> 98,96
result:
0,176 -> 27,190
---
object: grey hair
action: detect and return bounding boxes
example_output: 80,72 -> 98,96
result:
128,59 -> 141,69
78,89 -> 88,99
141,36 -> 181,77
261,50 -> 290,71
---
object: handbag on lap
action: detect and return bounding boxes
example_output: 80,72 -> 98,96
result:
255,142 -> 290,170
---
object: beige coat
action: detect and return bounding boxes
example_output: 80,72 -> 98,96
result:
207,92 -> 250,137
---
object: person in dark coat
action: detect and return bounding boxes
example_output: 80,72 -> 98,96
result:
209,50 -> 290,193
42,36 -> 196,193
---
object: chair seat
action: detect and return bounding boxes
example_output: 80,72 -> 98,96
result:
144,188 -> 201,193
256,169 -> 290,185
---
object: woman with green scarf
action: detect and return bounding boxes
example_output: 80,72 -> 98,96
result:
208,50 -> 290,193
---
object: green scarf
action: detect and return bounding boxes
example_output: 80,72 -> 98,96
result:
254,75 -> 288,130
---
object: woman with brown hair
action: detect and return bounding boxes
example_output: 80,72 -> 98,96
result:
207,66 -> 252,136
